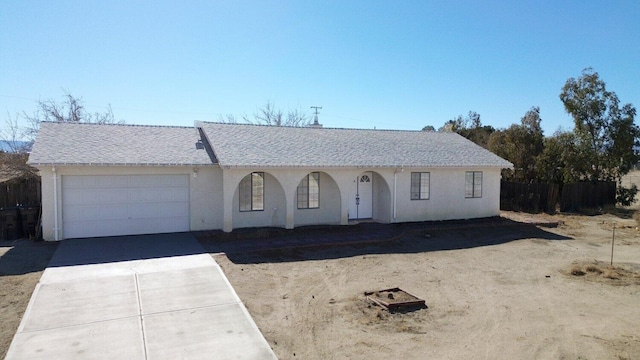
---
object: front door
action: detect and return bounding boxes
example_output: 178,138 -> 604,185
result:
348,172 -> 373,219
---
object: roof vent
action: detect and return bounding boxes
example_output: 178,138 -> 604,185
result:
195,140 -> 205,150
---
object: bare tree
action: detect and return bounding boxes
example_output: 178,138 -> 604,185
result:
19,91 -> 121,144
1,92 -> 122,179
1,112 -> 30,153
0,113 -> 37,178
285,107 -> 309,127
253,101 -> 284,126
218,102 -> 310,127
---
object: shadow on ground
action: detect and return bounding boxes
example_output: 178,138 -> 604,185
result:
3,219 -> 573,270
46,232 -> 204,267
198,218 -> 572,264
0,240 -> 58,276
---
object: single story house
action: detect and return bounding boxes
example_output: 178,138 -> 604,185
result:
28,121 -> 512,241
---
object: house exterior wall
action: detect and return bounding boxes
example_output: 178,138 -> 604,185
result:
372,172 -> 392,222
393,167 -> 502,222
220,166 -> 501,232
293,171 -> 341,227
36,165 -> 221,241
37,164 -> 503,240
231,172 -> 287,229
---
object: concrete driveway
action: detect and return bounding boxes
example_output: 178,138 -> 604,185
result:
5,233 -> 277,360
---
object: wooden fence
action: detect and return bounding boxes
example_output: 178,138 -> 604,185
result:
0,177 -> 41,209
501,180 -> 617,214
559,181 -> 616,212
0,177 -> 41,240
500,181 -> 559,213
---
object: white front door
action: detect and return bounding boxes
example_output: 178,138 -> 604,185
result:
348,172 -> 373,219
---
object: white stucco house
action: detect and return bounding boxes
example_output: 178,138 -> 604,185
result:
28,121 -> 512,241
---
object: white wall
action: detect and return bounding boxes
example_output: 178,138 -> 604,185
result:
372,172 -> 392,222
37,164 -> 504,240
220,167 -> 502,231
293,171 -> 341,226
190,166 -> 223,230
231,172 -> 287,229
393,167 -> 502,222
36,165 -> 221,241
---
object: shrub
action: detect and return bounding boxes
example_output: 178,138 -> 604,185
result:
616,184 -> 638,207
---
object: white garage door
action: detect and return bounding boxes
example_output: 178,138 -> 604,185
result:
62,175 -> 190,239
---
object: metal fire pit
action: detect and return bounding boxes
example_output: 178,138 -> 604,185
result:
364,287 -> 426,311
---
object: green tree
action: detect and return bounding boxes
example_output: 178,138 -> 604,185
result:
559,68 -> 640,182
535,130 -> 583,184
488,107 -> 544,182
440,111 -> 495,148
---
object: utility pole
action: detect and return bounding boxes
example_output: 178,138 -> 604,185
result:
310,106 -> 322,126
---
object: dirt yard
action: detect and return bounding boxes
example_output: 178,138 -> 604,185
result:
214,212 -> 640,360
0,239 -> 57,359
0,182 -> 638,360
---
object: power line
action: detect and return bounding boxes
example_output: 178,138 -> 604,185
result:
310,106 -> 322,126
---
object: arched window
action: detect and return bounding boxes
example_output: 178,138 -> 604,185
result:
239,172 -> 264,211
297,172 -> 319,209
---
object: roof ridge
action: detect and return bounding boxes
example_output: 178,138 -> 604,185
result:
198,121 -> 438,133
40,121 -> 195,130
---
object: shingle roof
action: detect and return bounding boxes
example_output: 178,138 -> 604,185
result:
28,122 -> 214,166
198,122 -> 513,168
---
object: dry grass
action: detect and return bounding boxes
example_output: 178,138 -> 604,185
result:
603,268 -> 621,280
567,261 -> 640,285
571,265 -> 586,276
634,209 -> 640,227
585,264 -> 603,274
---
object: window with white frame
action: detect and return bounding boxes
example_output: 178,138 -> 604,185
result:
410,172 -> 430,200
465,171 -> 482,198
239,172 -> 264,211
297,172 -> 319,209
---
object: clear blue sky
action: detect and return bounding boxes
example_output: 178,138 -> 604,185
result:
1,1 -> 638,135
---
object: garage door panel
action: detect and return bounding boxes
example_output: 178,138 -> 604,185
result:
64,205 -> 99,221
62,190 -> 86,206
158,188 -> 189,202
65,219 -> 130,238
62,175 -> 190,239
66,204 -> 133,222
64,188 -> 130,205
127,187 -> 188,203
99,204 -> 132,220
96,189 -> 130,204
128,202 -> 189,219
96,175 -> 129,188
65,218 -> 183,238
61,176 -> 85,188
128,174 -> 188,187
